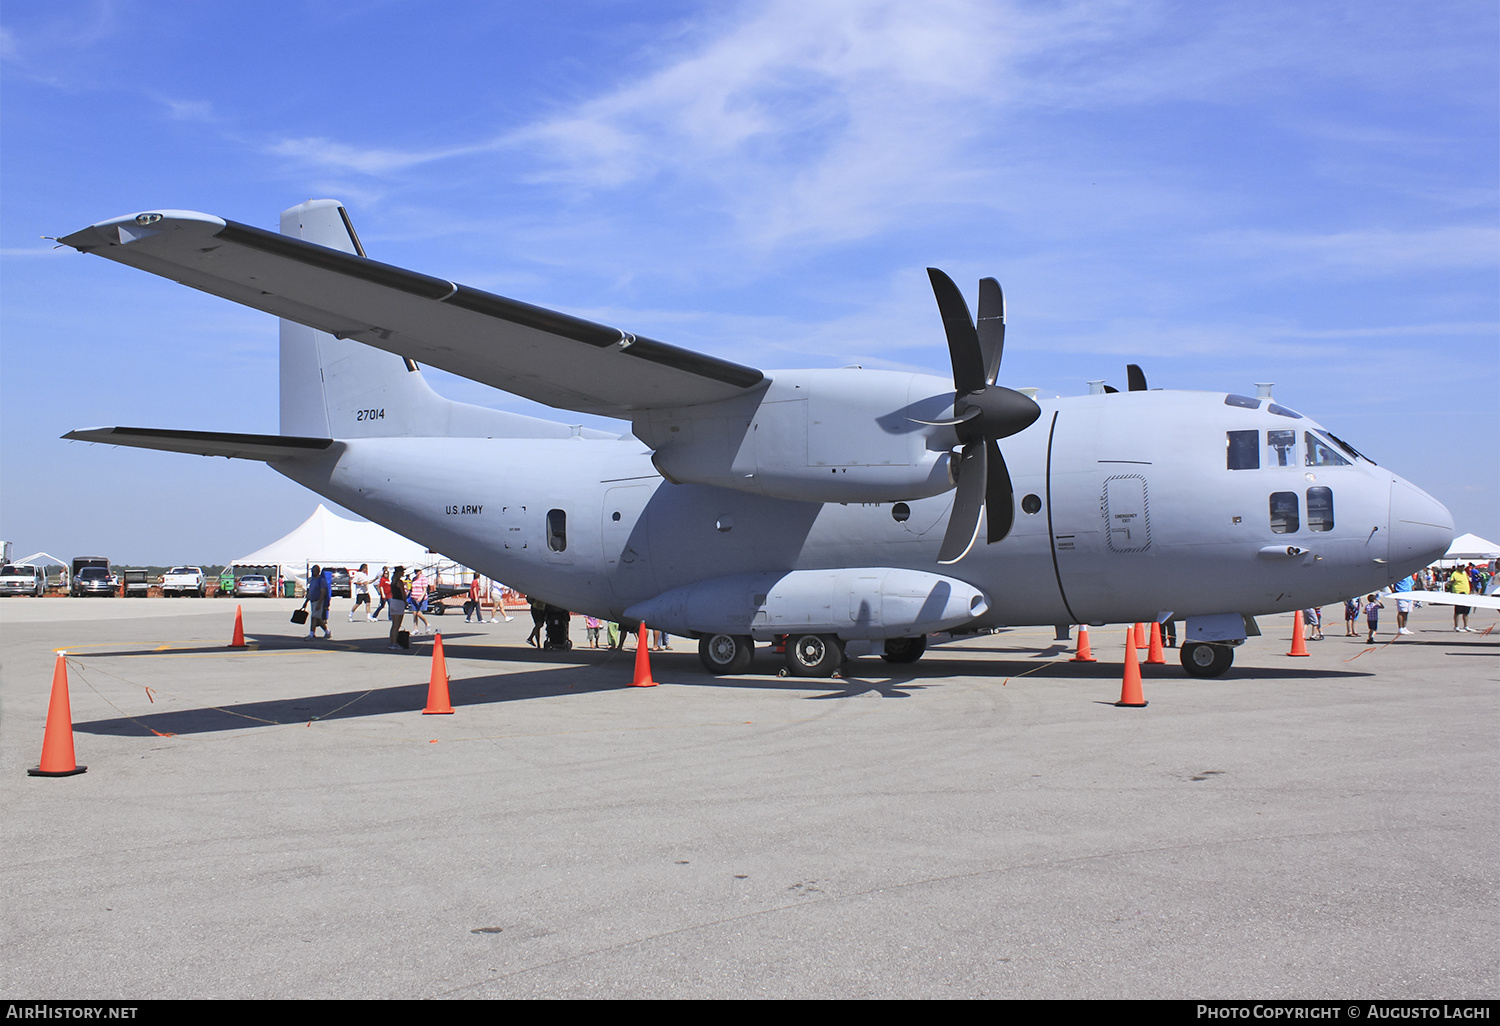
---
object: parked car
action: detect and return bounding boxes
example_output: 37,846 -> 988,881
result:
161,566 -> 206,598
0,564 -> 46,597
72,565 -> 118,597
234,574 -> 272,598
327,567 -> 351,598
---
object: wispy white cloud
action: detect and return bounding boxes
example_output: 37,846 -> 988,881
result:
267,135 -> 504,176
1205,226 -> 1500,275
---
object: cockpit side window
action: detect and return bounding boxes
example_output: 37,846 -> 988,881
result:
1266,429 -> 1296,467
1270,491 -> 1299,534
1227,430 -> 1259,470
1224,394 -> 1260,409
1305,432 -> 1351,467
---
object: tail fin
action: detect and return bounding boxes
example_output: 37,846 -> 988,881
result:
278,200 -> 603,440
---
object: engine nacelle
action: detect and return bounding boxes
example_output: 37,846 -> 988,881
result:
634,368 -> 959,503
624,567 -> 990,641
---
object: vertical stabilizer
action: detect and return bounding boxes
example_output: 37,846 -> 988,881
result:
278,200 -> 601,440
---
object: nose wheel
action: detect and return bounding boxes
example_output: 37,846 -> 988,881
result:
1181,642 -> 1234,677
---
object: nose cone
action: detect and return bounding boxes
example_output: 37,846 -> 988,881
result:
1389,477 -> 1453,569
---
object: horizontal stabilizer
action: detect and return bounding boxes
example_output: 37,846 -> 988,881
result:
63,426 -> 340,462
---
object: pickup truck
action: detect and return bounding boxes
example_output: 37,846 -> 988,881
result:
161,566 -> 206,598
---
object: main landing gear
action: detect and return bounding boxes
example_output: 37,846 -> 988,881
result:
1180,642 -> 1234,678
697,633 -> 933,678
698,633 -> 754,675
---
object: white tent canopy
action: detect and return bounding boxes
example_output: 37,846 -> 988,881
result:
233,504 -> 432,577
1443,532 -> 1500,561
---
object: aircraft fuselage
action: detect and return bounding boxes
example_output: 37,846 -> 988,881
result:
277,381 -> 1450,632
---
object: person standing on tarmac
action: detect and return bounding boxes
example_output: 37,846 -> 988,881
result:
372,568 -> 390,621
350,564 -> 373,622
408,568 -> 432,635
387,567 -> 408,650
303,565 -> 332,640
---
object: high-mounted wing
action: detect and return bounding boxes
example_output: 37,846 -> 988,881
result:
60,210 -> 765,418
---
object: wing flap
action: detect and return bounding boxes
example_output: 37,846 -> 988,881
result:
64,426 -> 340,462
60,212 -> 765,417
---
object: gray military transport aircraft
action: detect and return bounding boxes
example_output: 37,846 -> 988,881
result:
60,200 -> 1454,678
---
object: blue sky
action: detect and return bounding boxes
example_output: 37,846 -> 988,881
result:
2,0 -> 1496,563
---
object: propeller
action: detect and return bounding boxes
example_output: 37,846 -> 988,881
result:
1101,364 -> 1148,393
925,268 -> 1041,564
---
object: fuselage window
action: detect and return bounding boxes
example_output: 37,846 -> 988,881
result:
1270,491 -> 1299,534
546,509 -> 567,552
1227,430 -> 1259,470
1266,429 -> 1296,467
1306,487 -> 1334,532
1305,432 -> 1351,467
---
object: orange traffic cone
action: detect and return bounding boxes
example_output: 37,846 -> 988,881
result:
229,604 -> 246,648
1115,630 -> 1147,707
423,634 -> 454,714
1146,621 -> 1166,664
29,653 -> 87,777
1134,622 -> 1147,648
631,623 -> 659,687
1069,624 -> 1097,662
1288,611 -> 1310,657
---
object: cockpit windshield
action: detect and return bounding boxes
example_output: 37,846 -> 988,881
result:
1305,431 -> 1351,467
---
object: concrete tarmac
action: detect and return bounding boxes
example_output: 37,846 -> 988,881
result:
2,597 -> 1495,999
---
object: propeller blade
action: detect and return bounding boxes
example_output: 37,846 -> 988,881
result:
984,438 -> 1015,543
977,277 -> 1005,386
926,268 -> 987,395
1126,364 -> 1147,392
937,442 -> 987,564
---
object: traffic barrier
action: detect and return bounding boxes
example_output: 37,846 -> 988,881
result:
1069,624 -> 1097,662
631,623 -> 659,687
423,634 -> 454,714
229,604 -> 246,648
1115,630 -> 1147,708
29,653 -> 87,777
1288,611 -> 1310,657
1134,622 -> 1147,648
1146,621 -> 1166,664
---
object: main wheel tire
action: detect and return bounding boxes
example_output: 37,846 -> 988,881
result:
1181,642 -> 1233,678
698,633 -> 754,675
786,633 -> 844,678
881,635 -> 927,664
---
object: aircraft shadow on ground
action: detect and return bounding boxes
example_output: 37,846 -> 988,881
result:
70,636 -> 1378,737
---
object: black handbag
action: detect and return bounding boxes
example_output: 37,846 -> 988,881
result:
290,608 -> 308,625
